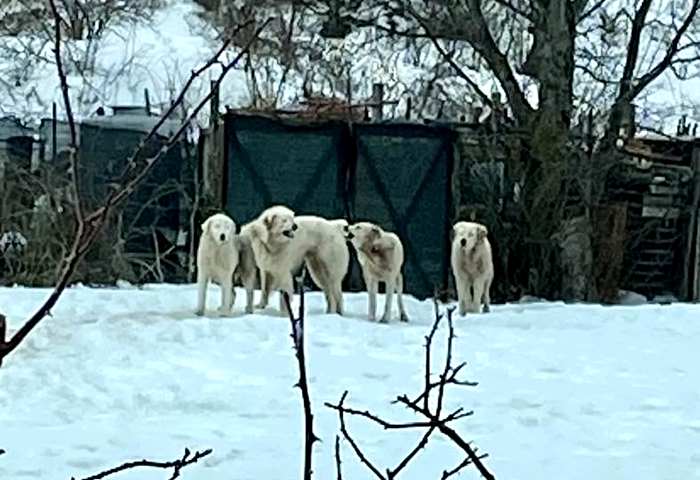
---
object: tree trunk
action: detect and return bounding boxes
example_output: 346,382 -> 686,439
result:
514,0 -> 582,298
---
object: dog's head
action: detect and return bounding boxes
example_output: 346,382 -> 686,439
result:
345,221 -> 382,249
259,205 -> 297,243
453,221 -> 488,252
202,213 -> 237,245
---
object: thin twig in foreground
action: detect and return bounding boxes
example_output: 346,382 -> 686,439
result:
72,448 -> 212,480
335,435 -> 343,480
282,267 -> 320,480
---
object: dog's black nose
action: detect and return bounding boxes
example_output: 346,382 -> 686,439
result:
292,223 -> 298,231
220,234 -> 226,241
460,238 -> 466,247
347,232 -> 354,239
343,225 -> 349,232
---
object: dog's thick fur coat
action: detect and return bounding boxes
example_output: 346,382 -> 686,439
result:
196,213 -> 239,316
345,221 -> 408,323
233,230 -> 257,314
451,221 -> 494,315
244,206 -> 349,315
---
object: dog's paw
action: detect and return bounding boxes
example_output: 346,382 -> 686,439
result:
218,308 -> 233,317
482,304 -> 490,313
400,313 -> 409,322
195,308 -> 205,317
379,315 -> 390,324
458,308 -> 467,316
255,301 -> 267,309
245,305 -> 254,314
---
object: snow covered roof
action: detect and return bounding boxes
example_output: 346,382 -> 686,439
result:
0,117 -> 33,140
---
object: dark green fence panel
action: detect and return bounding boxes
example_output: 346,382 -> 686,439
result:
79,124 -> 185,255
351,123 -> 455,299
224,113 -> 350,224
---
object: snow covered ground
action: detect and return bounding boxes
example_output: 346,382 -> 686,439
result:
1,284 -> 699,479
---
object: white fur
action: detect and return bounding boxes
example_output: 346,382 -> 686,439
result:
245,206 -> 350,315
196,213 -> 239,316
243,206 -> 303,315
298,216 -> 349,315
451,221 -> 494,315
346,221 -> 408,323
233,230 -> 257,314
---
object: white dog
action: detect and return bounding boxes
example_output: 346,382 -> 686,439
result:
299,216 -> 349,314
233,231 -> 257,314
196,213 -> 239,316
243,205 -> 302,315
345,221 -> 408,323
244,206 -> 350,315
451,221 -> 494,315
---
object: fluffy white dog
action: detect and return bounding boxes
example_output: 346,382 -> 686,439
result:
345,221 -> 408,323
451,221 -> 494,315
299,216 -> 349,314
196,213 -> 239,316
244,206 -> 350,315
243,205 -> 302,315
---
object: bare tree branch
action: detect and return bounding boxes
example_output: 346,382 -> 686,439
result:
71,448 -> 212,480
282,268 -> 320,480
626,0 -> 700,101
335,435 -> 343,480
0,16 -> 273,367
326,305 -> 493,479
619,0 -> 654,98
493,0 -> 533,21
333,391 -> 386,480
406,1 -> 532,123
577,0 -> 608,24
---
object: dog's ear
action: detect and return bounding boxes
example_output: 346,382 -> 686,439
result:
253,218 -> 270,244
477,226 -> 488,242
263,212 -> 276,230
201,217 -> 212,234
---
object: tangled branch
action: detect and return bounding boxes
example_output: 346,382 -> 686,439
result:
325,305 -> 495,479
0,10 -> 272,367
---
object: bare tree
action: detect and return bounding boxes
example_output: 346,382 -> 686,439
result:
0,0 -> 273,366
0,0 -> 165,118
304,0 -> 699,299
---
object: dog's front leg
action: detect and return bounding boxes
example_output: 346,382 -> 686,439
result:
245,285 -> 255,314
380,278 -> 395,323
455,277 -> 468,316
470,280 -> 484,314
366,276 -> 378,322
257,270 -> 270,308
195,270 -> 207,316
219,274 -> 234,316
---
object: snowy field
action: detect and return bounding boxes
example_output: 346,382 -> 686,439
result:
1,284 -> 700,479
